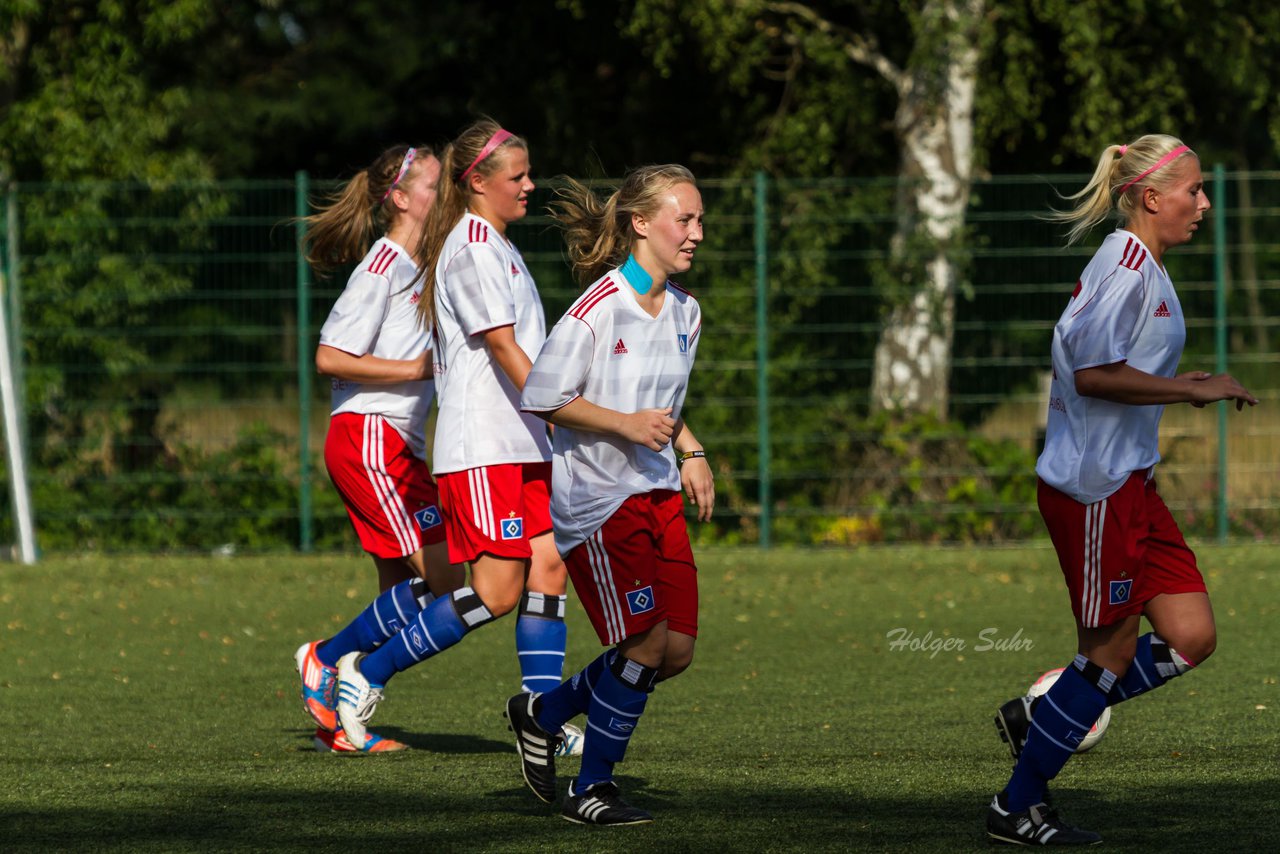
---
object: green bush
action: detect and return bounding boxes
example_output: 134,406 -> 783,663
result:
8,422 -> 359,554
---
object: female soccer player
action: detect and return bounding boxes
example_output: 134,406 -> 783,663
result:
332,121 -> 574,750
986,134 -> 1257,845
507,164 -> 713,825
291,144 -> 466,753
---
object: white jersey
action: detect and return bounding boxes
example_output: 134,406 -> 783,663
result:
432,213 -> 551,474
318,237 -> 434,460
521,269 -> 703,555
1036,230 -> 1186,503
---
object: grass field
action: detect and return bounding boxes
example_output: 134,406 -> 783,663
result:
2,545 -> 1277,852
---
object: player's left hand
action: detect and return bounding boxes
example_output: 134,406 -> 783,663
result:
680,457 -> 715,522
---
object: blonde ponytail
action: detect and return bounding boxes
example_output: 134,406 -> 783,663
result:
300,144 -> 432,274
1047,134 -> 1196,245
550,164 -> 697,287
415,118 -> 527,329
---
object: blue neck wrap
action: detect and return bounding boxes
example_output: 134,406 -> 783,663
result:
619,254 -> 653,295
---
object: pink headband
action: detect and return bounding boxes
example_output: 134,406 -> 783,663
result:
460,130 -> 514,181
381,147 -> 417,203
1118,145 -> 1190,195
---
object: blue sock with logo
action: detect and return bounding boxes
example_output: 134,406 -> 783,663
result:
575,655 -> 658,791
1107,633 -> 1194,705
317,578 -> 433,668
535,649 -> 616,734
1004,655 -> 1115,812
358,587 -> 494,686
515,592 -> 568,694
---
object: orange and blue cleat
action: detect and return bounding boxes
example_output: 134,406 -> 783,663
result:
313,726 -> 408,754
294,640 -> 338,732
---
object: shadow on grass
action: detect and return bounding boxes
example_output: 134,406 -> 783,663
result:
288,726 -> 511,755
2,776 -> 1275,853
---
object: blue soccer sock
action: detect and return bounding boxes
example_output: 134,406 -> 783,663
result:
515,592 -> 568,694
1004,655 -> 1115,812
358,587 -> 494,686
1107,633 -> 1194,706
576,655 -> 659,791
536,649 -> 616,734
317,578 -> 434,668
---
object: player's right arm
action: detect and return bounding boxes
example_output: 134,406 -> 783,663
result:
317,251 -> 431,383
314,344 -> 432,383
483,324 -> 534,392
1075,364 -> 1257,409
522,307 -> 674,450
542,398 -> 675,451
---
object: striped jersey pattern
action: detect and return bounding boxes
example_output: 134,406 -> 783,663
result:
1036,229 -> 1186,503
521,269 -> 702,555
432,213 -> 551,474
318,237 -> 434,460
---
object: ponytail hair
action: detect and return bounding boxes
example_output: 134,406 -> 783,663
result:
1046,133 -> 1196,245
415,117 -> 527,328
300,144 -> 433,275
550,164 -> 697,287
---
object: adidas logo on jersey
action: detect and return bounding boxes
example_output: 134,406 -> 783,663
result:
1154,300 -> 1171,317
612,339 -> 628,355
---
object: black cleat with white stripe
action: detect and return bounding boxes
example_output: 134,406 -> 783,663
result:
505,692 -> 558,803
561,780 -> 653,826
986,794 -> 1100,846
995,694 -> 1038,760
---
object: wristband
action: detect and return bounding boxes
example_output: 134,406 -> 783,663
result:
676,450 -> 706,467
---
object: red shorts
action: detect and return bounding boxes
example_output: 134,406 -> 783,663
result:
324,413 -> 445,559
564,490 -> 698,646
435,462 -> 553,564
1038,473 -> 1206,629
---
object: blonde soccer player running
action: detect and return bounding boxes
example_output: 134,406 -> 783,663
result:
508,164 -> 713,825
332,120 -> 579,753
291,144 -> 466,753
986,135 -> 1257,845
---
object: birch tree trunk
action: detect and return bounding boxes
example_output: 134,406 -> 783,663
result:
869,0 -> 983,418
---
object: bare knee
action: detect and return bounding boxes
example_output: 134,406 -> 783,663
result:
1173,628 -> 1216,666
656,633 -> 696,681
658,648 -> 694,681
482,591 -> 520,618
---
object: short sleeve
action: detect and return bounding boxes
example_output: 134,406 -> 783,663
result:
317,270 -> 390,356
521,315 -> 595,412
443,243 -> 516,337
1060,269 -> 1145,371
686,301 -> 702,365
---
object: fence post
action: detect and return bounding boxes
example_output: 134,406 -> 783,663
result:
5,187 -> 24,453
753,171 -> 772,548
0,182 -> 36,564
1213,163 -> 1228,544
296,171 -> 314,552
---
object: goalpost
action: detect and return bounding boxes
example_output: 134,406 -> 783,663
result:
1,187 -> 36,564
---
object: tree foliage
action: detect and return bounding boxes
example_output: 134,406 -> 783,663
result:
6,1 -> 1280,544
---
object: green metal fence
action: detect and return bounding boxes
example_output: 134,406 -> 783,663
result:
2,170 -> 1278,556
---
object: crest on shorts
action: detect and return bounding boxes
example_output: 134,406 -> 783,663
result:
1109,579 -> 1133,605
625,586 -> 655,615
414,505 -> 442,530
501,516 -> 524,540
